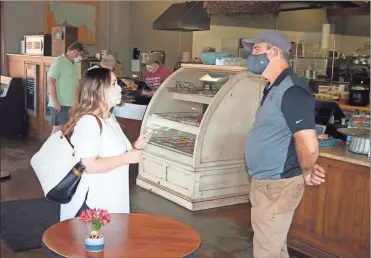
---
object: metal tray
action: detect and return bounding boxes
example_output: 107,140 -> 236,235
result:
149,136 -> 195,156
337,128 -> 370,137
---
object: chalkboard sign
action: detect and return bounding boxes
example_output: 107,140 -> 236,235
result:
44,65 -> 51,122
24,64 -> 39,117
26,78 -> 35,110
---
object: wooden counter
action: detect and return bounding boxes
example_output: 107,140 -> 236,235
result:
7,54 -> 56,140
318,144 -> 370,167
6,54 -> 91,140
116,116 -> 143,186
288,144 -> 370,258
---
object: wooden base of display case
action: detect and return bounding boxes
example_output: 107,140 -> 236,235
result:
137,178 -> 250,211
137,151 -> 250,211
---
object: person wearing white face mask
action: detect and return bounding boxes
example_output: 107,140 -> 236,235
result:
142,52 -> 172,96
47,41 -> 87,135
60,68 -> 153,221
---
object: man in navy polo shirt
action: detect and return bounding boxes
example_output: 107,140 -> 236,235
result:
243,31 -> 326,257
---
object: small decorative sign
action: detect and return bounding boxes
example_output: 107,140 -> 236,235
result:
25,64 -> 39,117
26,41 -> 41,51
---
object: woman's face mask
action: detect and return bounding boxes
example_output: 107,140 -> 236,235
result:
247,49 -> 272,75
106,82 -> 122,108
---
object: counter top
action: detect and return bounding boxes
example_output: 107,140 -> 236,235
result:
113,103 -> 147,121
7,54 -> 56,59
319,144 -> 370,167
338,104 -> 369,113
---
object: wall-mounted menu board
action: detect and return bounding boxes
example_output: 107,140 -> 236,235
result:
44,64 -> 51,122
24,63 -> 39,117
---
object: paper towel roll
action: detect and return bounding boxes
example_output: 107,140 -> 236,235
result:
321,24 -> 330,49
131,60 -> 140,72
182,52 -> 190,62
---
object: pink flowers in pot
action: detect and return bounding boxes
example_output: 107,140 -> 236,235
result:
79,209 -> 111,232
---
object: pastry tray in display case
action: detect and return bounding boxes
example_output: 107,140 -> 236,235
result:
146,126 -> 196,156
154,112 -> 203,127
150,136 -> 195,156
166,72 -> 231,98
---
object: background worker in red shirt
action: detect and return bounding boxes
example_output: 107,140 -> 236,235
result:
142,52 -> 172,96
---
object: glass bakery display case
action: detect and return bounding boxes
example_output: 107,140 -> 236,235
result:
137,64 -> 266,211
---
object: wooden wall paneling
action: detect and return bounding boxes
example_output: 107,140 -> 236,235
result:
288,157 -> 370,258
359,182 -> 370,253
7,58 -> 24,78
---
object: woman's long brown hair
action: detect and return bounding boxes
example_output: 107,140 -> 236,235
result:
64,68 -> 112,131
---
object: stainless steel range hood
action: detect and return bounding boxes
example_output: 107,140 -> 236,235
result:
279,1 -> 361,12
153,2 -> 210,31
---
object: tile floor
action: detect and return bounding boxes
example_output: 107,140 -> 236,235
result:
0,138 -> 308,258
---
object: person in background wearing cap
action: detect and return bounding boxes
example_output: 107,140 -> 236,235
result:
242,31 -> 326,257
142,52 -> 172,96
89,55 -> 116,71
47,41 -> 87,135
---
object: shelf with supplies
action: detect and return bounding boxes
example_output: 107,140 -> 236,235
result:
137,64 -> 266,211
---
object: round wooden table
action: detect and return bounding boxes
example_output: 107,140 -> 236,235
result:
43,213 -> 201,258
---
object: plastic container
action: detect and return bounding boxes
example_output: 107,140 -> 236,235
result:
346,114 -> 371,144
199,52 -> 234,65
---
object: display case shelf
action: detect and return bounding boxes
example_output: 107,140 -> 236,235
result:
148,114 -> 199,135
172,92 -> 213,104
137,64 -> 266,211
154,112 -> 203,126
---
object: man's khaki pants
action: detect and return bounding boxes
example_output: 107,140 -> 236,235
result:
250,175 -> 304,258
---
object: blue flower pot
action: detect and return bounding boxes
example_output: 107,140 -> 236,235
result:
85,233 -> 104,252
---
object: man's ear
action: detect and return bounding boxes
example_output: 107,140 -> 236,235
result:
268,47 -> 280,60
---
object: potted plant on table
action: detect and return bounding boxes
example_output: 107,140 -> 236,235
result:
79,209 -> 111,252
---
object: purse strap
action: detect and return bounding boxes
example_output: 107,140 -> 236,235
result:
63,114 -> 103,136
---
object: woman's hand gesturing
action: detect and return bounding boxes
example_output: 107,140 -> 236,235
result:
133,131 -> 153,150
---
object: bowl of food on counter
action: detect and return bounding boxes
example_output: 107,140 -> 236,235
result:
199,52 -> 234,65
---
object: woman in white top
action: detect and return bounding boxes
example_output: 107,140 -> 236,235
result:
60,68 -> 152,221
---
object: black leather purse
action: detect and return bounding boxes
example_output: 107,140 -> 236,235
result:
45,115 -> 102,204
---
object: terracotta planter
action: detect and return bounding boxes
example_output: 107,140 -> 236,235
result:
85,231 -> 104,252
